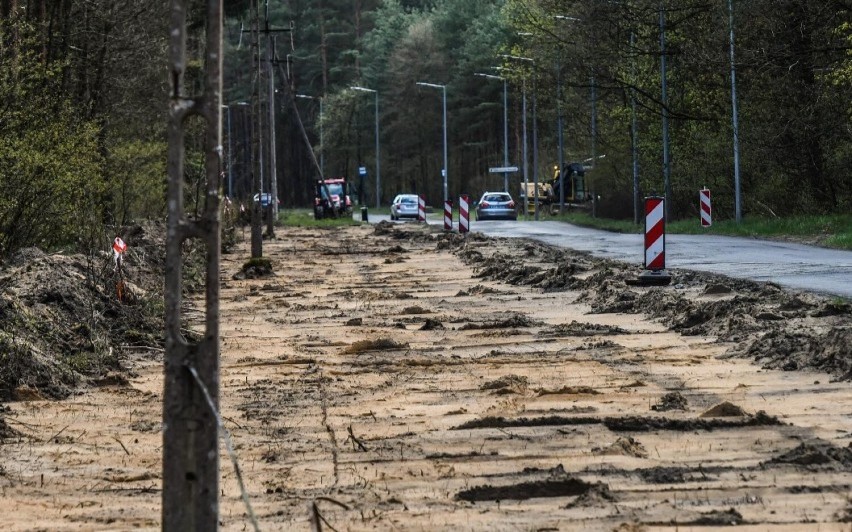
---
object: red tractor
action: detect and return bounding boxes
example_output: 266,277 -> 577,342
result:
314,177 -> 352,219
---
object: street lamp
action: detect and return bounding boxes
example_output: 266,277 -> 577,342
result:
350,86 -> 381,209
416,81 -> 448,203
474,73 -> 509,193
501,54 -> 539,220
295,94 -> 324,177
729,0 -> 742,223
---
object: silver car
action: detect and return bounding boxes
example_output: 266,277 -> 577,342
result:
475,192 -> 517,221
390,194 -> 420,220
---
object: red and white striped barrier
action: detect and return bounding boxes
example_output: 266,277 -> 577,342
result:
444,200 -> 453,231
699,188 -> 712,227
418,195 -> 426,222
459,194 -> 470,233
644,196 -> 665,271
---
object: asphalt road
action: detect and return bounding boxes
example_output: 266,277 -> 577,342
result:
368,213 -> 852,298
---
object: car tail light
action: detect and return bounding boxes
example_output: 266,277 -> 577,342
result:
480,201 -> 490,208
508,201 -> 515,208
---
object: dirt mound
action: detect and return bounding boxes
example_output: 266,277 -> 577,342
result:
737,327 -> 852,377
0,222 -> 173,401
765,440 -> 852,471
651,391 -> 688,412
342,338 -> 408,354
594,436 -> 648,458
700,401 -> 747,417
481,375 -> 529,395
419,318 -> 444,330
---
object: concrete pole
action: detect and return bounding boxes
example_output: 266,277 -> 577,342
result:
557,60 -> 565,214
266,32 -> 277,229
660,3 -> 672,221
522,78 -> 528,217
442,84 -> 448,203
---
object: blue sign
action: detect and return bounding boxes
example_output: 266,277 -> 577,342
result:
359,166 -> 367,176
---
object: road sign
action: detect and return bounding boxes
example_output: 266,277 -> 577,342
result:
358,166 -> 367,176
488,166 -> 519,173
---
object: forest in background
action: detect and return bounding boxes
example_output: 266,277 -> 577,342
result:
0,0 -> 850,260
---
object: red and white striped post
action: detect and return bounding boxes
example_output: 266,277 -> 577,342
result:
644,196 -> 666,271
459,194 -> 470,234
699,188 -> 712,227
418,195 -> 426,222
629,196 -> 671,286
444,200 -> 453,231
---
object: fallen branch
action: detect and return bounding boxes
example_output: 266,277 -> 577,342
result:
347,425 -> 368,452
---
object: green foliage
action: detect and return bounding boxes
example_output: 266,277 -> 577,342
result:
105,140 -> 167,226
0,20 -> 106,258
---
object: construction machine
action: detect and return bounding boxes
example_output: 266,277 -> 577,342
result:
548,162 -> 589,213
519,182 -> 555,215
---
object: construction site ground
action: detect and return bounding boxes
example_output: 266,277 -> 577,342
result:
1,221 -> 851,531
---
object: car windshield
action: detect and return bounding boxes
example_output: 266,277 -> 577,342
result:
400,197 -> 417,205
484,194 -> 510,202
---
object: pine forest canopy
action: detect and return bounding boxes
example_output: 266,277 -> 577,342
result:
0,0 -> 850,260
223,0 -> 852,220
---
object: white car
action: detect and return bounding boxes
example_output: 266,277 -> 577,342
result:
390,194 -> 420,220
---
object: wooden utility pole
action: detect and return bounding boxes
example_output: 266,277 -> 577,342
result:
163,0 -> 223,529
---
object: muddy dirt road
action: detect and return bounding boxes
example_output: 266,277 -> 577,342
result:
1,223 -> 851,531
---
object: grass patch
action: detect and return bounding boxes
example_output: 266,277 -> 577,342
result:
549,211 -> 852,250
277,209 -> 362,228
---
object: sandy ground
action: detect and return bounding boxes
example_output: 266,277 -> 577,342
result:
1,223 -> 851,531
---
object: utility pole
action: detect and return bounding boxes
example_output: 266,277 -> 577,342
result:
249,0 -> 262,258
660,2 -> 672,221
243,11 -> 292,247
164,0 -> 223,529
631,31 -> 640,225
266,28 -> 277,234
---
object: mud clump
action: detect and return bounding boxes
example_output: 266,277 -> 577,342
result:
738,327 -> 852,378
539,321 -> 626,337
456,468 -> 611,503
481,375 -> 529,395
453,411 -> 781,432
700,401 -> 747,417
419,318 -> 444,331
594,436 -> 648,458
233,257 -> 274,279
765,440 -> 852,471
691,508 -> 744,526
537,386 -> 599,396
651,391 -> 688,412
638,466 -> 693,484
342,338 -> 408,354
459,313 -> 543,330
